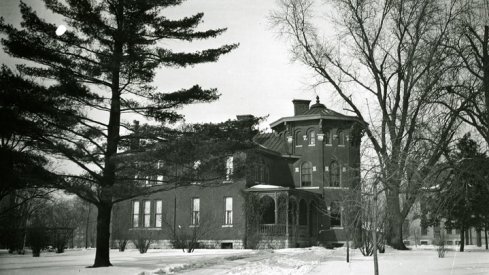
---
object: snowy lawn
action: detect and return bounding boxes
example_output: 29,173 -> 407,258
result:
1,245 -> 488,275
0,248 -> 256,275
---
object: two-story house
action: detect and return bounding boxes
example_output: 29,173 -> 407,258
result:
111,97 -> 364,249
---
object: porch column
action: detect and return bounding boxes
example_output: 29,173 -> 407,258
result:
286,193 -> 289,248
274,192 -> 278,224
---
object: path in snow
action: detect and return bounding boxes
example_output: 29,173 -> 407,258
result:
1,245 -> 488,275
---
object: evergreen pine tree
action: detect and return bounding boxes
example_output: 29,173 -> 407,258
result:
0,0 -> 238,267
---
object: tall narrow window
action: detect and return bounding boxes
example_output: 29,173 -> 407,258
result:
338,130 -> 345,146
295,131 -> 302,146
330,161 -> 340,187
191,198 -> 200,225
330,201 -> 342,227
144,200 -> 151,227
157,160 -> 164,184
254,164 -> 260,182
309,130 -> 316,145
259,165 -> 265,182
264,166 -> 270,184
132,201 -> 140,228
301,162 -> 312,187
325,130 -> 332,145
155,200 -> 162,227
226,156 -> 234,181
224,197 -> 233,225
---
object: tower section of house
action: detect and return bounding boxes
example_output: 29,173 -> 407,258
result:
254,96 -> 364,244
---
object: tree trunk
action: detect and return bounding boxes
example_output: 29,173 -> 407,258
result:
477,229 -> 482,247
483,26 -> 489,129
85,203 -> 91,249
92,202 -> 113,267
460,225 -> 465,252
385,189 -> 407,250
372,181 -> 379,275
485,226 -> 488,250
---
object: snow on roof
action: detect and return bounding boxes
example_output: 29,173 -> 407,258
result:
250,184 -> 282,189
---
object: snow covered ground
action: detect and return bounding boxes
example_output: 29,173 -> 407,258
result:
1,245 -> 488,275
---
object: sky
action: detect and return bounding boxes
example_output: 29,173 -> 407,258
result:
0,0 -> 342,130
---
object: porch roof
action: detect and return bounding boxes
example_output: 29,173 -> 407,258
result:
245,184 -> 291,192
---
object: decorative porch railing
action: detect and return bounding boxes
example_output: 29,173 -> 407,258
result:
259,224 -> 287,236
258,224 -> 310,236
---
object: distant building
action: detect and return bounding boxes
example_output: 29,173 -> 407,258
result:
111,97 -> 364,249
403,217 -> 482,247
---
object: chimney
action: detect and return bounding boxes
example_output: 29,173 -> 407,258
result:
236,114 -> 254,121
292,99 -> 311,116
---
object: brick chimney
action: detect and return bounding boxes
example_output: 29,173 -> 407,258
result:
292,99 -> 311,116
236,114 -> 254,121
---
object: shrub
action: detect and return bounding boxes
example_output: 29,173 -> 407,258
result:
28,228 -> 46,257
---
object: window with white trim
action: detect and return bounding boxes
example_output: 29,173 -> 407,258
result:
325,130 -> 332,145
224,197 -> 233,225
338,130 -> 345,146
301,162 -> 312,187
226,156 -> 234,181
295,131 -> 302,146
191,198 -> 200,225
155,200 -> 162,227
143,200 -> 151,227
157,160 -> 164,184
132,201 -> 140,227
309,130 -> 316,145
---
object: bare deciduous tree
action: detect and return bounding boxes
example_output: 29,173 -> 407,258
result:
271,0 -> 466,249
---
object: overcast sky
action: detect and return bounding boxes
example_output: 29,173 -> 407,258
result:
0,0 -> 348,130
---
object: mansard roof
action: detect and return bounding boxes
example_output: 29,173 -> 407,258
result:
253,132 -> 298,158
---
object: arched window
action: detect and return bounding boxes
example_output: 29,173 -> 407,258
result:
301,162 -> 312,187
330,201 -> 342,227
324,130 -> 332,145
259,165 -> 265,182
254,164 -> 260,182
299,199 -> 307,225
295,131 -> 302,146
338,130 -> 345,146
330,161 -> 340,187
309,130 -> 316,145
260,196 -> 275,224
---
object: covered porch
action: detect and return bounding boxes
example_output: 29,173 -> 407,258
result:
245,185 -> 324,248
